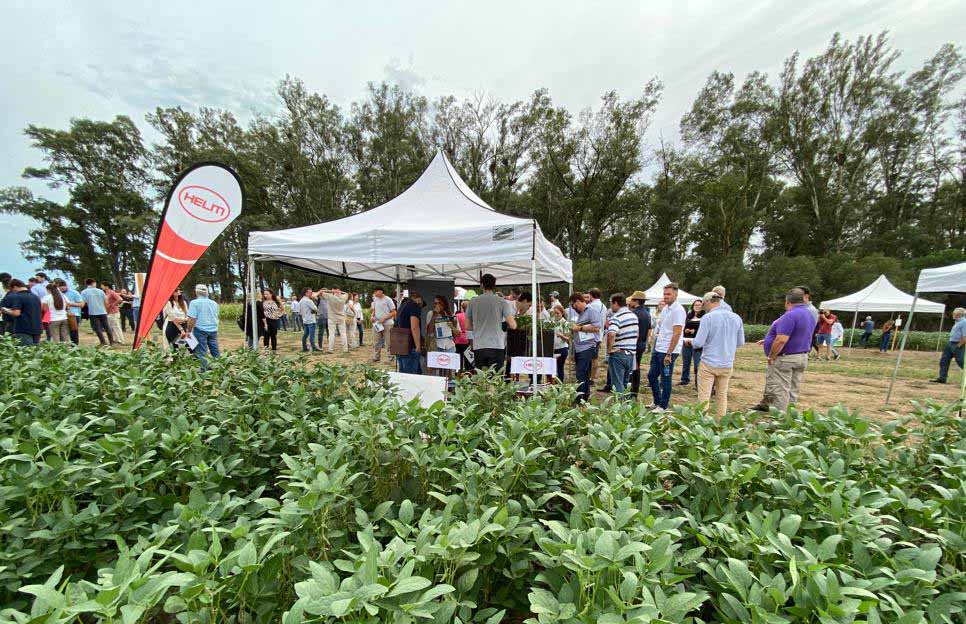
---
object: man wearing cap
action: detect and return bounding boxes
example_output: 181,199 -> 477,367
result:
692,292 -> 744,417
931,307 -> 965,384
628,290 -> 651,395
187,284 -> 221,369
712,285 -> 732,312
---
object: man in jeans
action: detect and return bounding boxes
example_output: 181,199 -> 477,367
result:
692,292 -> 745,417
569,292 -> 603,402
0,279 -> 43,345
605,293 -> 639,398
186,285 -> 221,369
80,278 -> 115,346
647,283 -> 686,410
752,288 -> 815,412
859,316 -> 875,347
628,291 -> 651,395
371,286 -> 397,362
298,288 -> 319,352
395,291 -> 424,374
57,279 -> 84,345
932,307 -> 965,384
466,273 -> 517,371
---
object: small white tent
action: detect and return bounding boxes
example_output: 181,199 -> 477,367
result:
820,275 -> 945,348
248,151 -> 572,286
820,275 -> 945,314
643,273 -> 700,306
887,262 -> 965,409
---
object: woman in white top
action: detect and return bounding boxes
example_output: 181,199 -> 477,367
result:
426,294 -> 462,378
830,321 -> 844,360
43,283 -> 70,342
162,288 -> 189,349
352,293 -> 364,347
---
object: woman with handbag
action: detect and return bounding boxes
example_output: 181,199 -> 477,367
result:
262,289 -> 282,351
426,295 -> 461,378
162,289 -> 189,349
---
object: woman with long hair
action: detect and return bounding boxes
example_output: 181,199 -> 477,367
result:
679,299 -> 704,386
162,288 -> 189,348
426,294 -> 461,378
551,303 -> 570,382
262,289 -> 282,351
879,319 -> 895,353
43,283 -> 69,342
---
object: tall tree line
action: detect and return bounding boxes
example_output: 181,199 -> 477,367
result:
2,33 -> 964,320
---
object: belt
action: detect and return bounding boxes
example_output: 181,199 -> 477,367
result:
780,351 -> 809,356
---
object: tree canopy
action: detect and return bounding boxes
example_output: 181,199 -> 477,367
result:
3,32 -> 964,321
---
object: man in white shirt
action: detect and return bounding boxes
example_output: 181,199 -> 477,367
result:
586,288 -> 606,388
646,283 -> 686,409
370,286 -> 397,362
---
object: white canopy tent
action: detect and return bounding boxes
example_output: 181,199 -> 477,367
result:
643,273 -> 700,307
887,262 -> 965,410
247,150 -> 573,387
820,275 -> 946,348
248,151 -> 571,286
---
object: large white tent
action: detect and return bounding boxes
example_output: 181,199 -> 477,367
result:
247,150 -> 572,385
887,262 -> 965,409
820,275 -> 945,348
643,273 -> 700,306
247,151 -> 572,286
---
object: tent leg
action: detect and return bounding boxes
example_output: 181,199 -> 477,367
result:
886,295 -> 918,405
248,259 -> 258,351
848,310 -> 858,350
531,258 -> 538,391
959,355 -> 966,419
936,314 -> 944,352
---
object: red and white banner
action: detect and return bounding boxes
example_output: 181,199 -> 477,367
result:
133,163 -> 244,348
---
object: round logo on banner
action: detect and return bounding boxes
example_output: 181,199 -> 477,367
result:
178,185 -> 232,223
523,360 -> 545,372
437,354 -> 452,366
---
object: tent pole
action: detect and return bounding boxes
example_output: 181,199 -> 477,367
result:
959,352 -> 966,419
936,314 -> 944,352
531,257 -> 538,391
886,294 -> 918,405
248,259 -> 258,351
848,309 -> 858,350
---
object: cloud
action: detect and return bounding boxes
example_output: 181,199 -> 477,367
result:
383,57 -> 427,93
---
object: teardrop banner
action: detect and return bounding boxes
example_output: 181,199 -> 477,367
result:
133,162 -> 244,349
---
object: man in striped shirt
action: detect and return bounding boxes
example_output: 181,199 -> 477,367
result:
606,293 -> 639,397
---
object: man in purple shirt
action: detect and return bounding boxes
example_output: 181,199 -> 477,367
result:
752,288 -> 813,412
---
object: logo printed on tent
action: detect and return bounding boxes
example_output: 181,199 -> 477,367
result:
492,225 -> 514,241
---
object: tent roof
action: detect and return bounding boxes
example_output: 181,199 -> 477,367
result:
247,151 -> 572,286
820,275 -> 945,314
916,262 -> 966,294
644,273 -> 700,306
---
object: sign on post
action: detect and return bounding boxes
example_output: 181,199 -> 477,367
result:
510,357 -> 557,377
427,351 -> 461,371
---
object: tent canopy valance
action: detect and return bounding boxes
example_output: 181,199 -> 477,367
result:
247,151 -> 572,286
643,272 -> 700,306
916,262 -> 966,293
820,275 -> 945,314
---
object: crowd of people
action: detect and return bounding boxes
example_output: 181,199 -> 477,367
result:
3,268 -> 963,412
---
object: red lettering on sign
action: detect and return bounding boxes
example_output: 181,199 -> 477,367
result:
177,185 -> 231,223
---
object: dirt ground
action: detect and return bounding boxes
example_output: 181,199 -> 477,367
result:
84,321 -> 962,423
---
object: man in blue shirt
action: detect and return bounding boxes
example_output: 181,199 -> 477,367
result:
0,279 -> 43,345
187,284 -> 221,369
56,279 -> 84,345
859,316 -> 875,347
569,292 -> 603,402
80,278 -> 115,346
932,307 -> 965,384
692,292 -> 745,417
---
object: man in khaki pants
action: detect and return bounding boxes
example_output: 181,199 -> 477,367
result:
692,292 -> 744,417
753,288 -> 814,412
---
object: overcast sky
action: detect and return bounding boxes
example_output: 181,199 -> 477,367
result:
2,0 -> 964,281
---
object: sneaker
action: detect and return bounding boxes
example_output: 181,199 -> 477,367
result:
930,378 -> 946,384
833,353 -> 840,361
677,380 -> 689,386
750,403 -> 770,412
